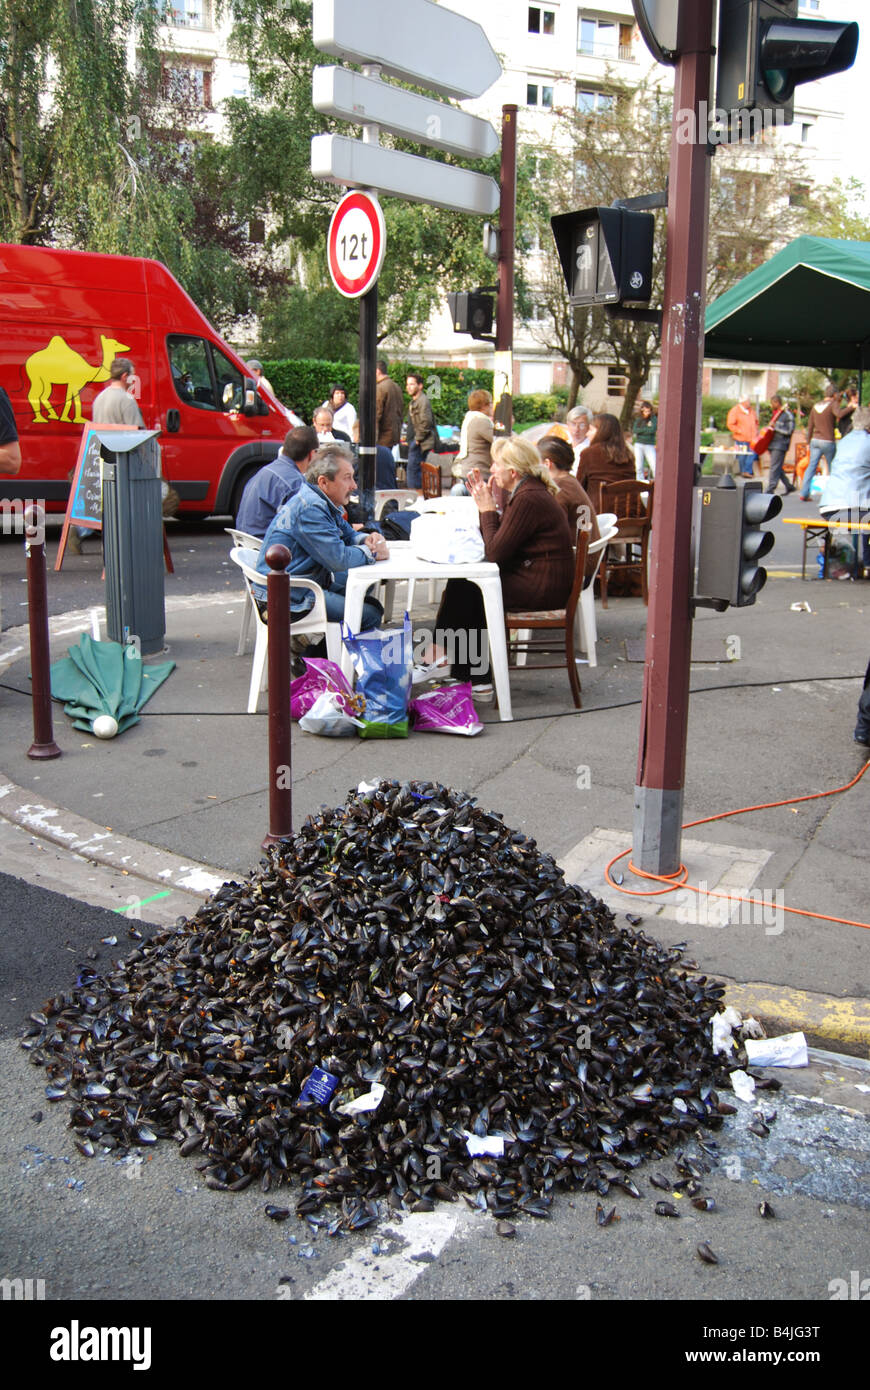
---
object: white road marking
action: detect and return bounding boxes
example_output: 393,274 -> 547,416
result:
304,1208 -> 473,1301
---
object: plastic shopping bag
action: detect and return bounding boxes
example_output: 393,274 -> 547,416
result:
410,512 -> 484,564
409,682 -> 483,736
289,657 -> 361,722
299,691 -> 364,737
342,615 -> 412,739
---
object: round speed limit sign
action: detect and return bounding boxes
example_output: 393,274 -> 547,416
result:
326,190 -> 386,299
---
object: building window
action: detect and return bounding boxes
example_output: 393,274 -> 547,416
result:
528,5 -> 556,34
162,62 -> 213,108
789,182 -> 810,208
168,0 -> 212,29
231,66 -> 249,99
527,82 -> 554,108
578,16 -> 634,60
799,0 -> 820,10
575,87 -> 614,114
607,367 -> 627,396
801,122 -> 812,143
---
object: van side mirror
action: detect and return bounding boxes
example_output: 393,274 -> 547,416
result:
242,377 -> 257,416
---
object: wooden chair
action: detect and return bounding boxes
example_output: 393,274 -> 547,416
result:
504,524 -> 591,709
598,480 -> 653,608
421,458 -> 442,498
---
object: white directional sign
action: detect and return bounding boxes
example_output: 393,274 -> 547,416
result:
312,66 -> 499,160
312,134 -> 500,218
313,0 -> 501,101
326,190 -> 387,298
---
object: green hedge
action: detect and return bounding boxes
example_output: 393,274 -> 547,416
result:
512,391 -> 569,425
261,358 -> 494,425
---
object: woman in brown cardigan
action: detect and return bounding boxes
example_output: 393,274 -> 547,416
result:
434,435 -> 574,691
580,412 -> 636,510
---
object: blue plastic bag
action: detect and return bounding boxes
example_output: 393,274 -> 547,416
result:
342,614 -> 412,739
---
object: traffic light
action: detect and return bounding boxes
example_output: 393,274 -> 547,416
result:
447,290 -> 494,339
550,206 -> 654,308
717,0 -> 859,133
693,476 -> 782,610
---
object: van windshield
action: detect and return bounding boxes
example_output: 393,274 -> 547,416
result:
167,335 -> 244,412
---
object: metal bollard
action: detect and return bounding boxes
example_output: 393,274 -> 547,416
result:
25,505 -> 61,760
262,543 -> 292,847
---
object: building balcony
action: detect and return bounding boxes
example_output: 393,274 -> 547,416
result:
577,42 -> 634,61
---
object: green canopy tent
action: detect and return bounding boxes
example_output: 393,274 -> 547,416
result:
704,236 -> 870,388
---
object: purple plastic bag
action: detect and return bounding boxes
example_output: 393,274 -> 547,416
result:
290,657 -> 358,722
409,682 -> 483,736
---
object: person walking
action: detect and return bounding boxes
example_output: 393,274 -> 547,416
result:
801,385 -> 844,501
726,395 -> 758,477
764,394 -> 796,496
405,371 -> 436,490
632,401 -> 657,481
0,386 -> 21,475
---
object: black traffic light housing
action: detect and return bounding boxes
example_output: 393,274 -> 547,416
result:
550,206 -> 654,308
717,0 -> 859,136
447,290 -> 495,341
693,475 -> 782,610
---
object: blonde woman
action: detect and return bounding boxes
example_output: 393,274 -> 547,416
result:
433,434 -> 574,694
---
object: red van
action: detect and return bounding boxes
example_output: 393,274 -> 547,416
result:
0,244 -> 290,517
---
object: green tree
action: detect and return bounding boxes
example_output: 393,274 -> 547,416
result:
804,176 -> 870,242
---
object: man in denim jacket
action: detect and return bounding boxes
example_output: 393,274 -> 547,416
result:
255,443 -> 387,629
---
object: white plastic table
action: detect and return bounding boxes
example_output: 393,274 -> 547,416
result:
341,546 -> 513,722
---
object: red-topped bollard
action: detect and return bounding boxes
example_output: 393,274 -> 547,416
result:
25,504 -> 61,760
262,543 -> 292,847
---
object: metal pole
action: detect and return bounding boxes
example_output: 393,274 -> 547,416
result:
494,103 -> 517,434
358,284 -> 378,520
633,0 -> 715,875
262,543 -> 293,848
25,505 -> 61,760
357,64 -> 381,522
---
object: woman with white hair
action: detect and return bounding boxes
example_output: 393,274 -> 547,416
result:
566,406 -> 592,470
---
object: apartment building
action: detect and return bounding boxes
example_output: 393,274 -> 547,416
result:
399,1 -> 852,408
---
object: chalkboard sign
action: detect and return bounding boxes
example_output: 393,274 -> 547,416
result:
69,426 -> 105,527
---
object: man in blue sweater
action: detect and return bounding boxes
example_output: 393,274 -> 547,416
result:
236,425 -> 318,538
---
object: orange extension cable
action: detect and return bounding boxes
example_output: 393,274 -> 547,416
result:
603,759 -> 870,931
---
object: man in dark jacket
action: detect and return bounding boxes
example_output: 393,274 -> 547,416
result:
375,360 -> 404,450
406,371 -> 436,489
0,387 -> 21,475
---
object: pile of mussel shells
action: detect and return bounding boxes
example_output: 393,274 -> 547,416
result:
24,780 -> 730,1228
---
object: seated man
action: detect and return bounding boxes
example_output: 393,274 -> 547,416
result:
255,443 -> 387,630
313,405 -> 351,445
235,425 -> 318,538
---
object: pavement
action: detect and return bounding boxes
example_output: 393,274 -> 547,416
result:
1,512 -> 869,1310
1,516 -> 868,1056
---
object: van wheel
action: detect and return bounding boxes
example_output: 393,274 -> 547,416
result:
230,470 -> 257,520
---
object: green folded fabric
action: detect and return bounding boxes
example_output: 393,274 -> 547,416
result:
50,633 -> 174,733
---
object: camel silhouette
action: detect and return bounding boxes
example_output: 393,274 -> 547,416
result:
25,334 -> 131,425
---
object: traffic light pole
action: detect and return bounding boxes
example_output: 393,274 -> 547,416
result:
634,0 -> 715,875
493,104 -> 517,433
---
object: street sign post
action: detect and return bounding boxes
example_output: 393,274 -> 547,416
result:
312,134 -> 500,217
326,190 -> 386,299
313,66 -> 498,159
313,0 -> 501,100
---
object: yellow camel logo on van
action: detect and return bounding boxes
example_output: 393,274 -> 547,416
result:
25,334 -> 131,425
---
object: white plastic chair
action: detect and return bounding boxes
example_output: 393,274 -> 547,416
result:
229,546 -> 341,713
576,524 -> 618,667
225,529 -> 262,655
